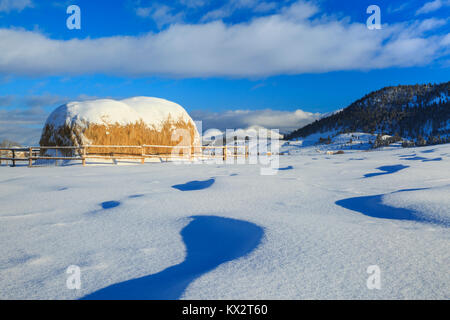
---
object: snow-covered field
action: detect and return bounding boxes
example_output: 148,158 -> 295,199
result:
0,142 -> 449,299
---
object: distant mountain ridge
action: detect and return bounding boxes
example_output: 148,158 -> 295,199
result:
287,81 -> 450,146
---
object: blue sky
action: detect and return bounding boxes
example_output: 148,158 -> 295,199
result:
0,0 -> 449,144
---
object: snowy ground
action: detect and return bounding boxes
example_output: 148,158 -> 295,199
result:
0,142 -> 449,299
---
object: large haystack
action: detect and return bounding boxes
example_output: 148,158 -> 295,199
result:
39,97 -> 199,156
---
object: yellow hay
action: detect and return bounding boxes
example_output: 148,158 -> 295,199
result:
39,116 -> 198,157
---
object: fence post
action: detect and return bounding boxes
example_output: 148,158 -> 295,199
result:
141,146 -> 145,164
223,136 -> 227,161
234,136 -> 238,158
12,149 -> 16,167
28,147 -> 33,167
245,136 -> 249,160
82,147 -> 86,166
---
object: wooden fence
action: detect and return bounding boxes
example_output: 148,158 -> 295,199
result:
0,135 -> 288,167
0,143 -> 251,167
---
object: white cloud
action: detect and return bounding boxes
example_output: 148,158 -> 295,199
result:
136,4 -> 184,28
191,108 -> 321,133
0,107 -> 48,145
416,0 -> 450,15
201,0 -> 279,21
0,93 -> 106,108
179,0 -> 207,8
0,94 -> 110,145
442,33 -> 450,45
416,18 -> 448,33
387,3 -> 409,14
0,1 -> 448,78
0,0 -> 32,12
200,8 -> 230,21
0,95 -> 14,106
24,94 -> 69,108
253,2 -> 278,13
136,7 -> 152,17
280,0 -> 318,20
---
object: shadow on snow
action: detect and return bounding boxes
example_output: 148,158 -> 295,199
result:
401,156 -> 442,162
363,165 -> 409,178
101,201 -> 121,209
422,157 -> 442,162
81,215 -> 264,300
172,179 -> 215,191
336,188 -> 447,226
278,166 -> 294,171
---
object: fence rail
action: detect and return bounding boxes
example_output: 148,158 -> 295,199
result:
0,141 -> 259,167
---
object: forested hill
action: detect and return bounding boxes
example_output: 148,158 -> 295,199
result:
286,82 -> 450,146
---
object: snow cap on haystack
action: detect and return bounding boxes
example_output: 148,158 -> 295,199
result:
40,97 -> 199,147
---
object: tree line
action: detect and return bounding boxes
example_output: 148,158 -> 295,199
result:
286,82 -> 450,147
